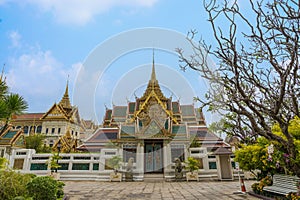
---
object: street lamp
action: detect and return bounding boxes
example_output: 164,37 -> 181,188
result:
55,140 -> 61,173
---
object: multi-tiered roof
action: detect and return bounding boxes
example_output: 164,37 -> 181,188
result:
77,60 -> 229,152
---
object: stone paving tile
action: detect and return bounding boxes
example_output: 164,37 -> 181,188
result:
63,180 -> 260,200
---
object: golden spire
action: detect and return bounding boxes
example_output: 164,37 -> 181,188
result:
150,49 -> 157,85
59,78 -> 72,109
139,50 -> 167,101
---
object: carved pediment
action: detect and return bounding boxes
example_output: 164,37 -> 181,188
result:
136,119 -> 170,139
41,104 -> 68,120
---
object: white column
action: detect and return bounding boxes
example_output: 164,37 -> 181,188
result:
136,142 -> 144,173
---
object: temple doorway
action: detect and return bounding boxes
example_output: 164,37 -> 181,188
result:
144,140 -> 163,173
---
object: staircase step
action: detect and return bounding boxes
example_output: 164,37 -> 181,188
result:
144,174 -> 164,182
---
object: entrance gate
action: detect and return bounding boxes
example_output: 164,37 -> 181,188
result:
144,141 -> 163,173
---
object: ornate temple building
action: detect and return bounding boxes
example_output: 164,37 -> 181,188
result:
0,125 -> 26,157
77,61 -> 233,180
11,82 -> 97,147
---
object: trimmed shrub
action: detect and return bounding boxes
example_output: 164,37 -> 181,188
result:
26,176 -> 65,200
0,170 -> 35,200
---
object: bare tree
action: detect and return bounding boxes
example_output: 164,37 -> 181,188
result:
177,0 -> 300,176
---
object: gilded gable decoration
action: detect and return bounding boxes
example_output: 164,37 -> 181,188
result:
52,127 -> 77,153
0,125 -> 25,148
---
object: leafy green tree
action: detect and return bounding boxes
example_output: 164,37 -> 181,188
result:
0,170 -> 35,200
235,117 -> 300,178
234,138 -> 278,179
177,0 -> 300,176
25,134 -> 51,153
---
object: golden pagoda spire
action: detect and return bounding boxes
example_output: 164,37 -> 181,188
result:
139,50 -> 167,101
150,49 -> 157,85
59,77 -> 72,109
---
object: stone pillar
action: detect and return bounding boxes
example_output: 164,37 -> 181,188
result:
136,142 -> 144,173
163,142 -> 172,176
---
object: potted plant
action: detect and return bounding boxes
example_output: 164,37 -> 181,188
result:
107,156 -> 122,182
185,157 -> 200,181
47,153 -> 61,180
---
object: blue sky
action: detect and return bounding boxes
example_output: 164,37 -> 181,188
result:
0,0 -> 247,124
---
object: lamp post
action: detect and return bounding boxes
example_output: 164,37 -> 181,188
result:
55,140 -> 61,173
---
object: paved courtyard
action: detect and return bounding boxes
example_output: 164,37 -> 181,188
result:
63,180 -> 260,200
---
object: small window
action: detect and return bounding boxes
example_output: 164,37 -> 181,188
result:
24,126 -> 29,134
58,128 -> 61,134
209,162 -> 217,169
45,128 -> 48,134
231,162 -> 236,168
36,126 -> 42,133
51,128 -> 55,134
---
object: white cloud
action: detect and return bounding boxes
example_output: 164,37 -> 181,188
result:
6,48 -> 80,112
20,0 -> 159,25
9,31 -> 21,48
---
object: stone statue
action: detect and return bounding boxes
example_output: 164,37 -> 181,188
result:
174,158 -> 183,181
125,157 -> 134,181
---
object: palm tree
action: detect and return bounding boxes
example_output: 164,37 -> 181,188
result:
0,78 -> 28,134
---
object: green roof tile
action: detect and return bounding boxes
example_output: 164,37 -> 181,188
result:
172,125 -> 187,134
2,131 -> 17,139
121,126 -> 135,134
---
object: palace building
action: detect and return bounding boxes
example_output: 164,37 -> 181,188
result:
2,58 -> 236,181
11,82 -> 97,147
77,60 -> 233,180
